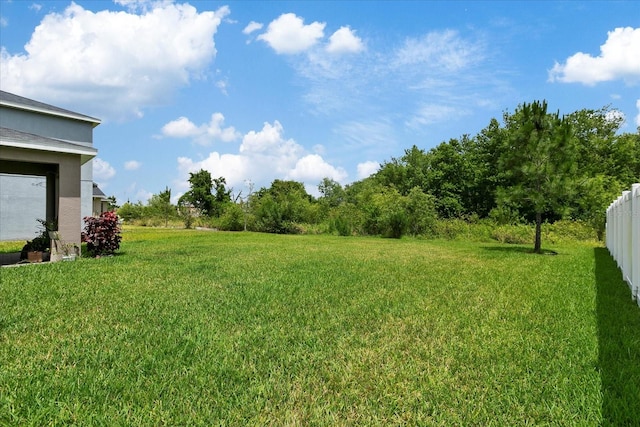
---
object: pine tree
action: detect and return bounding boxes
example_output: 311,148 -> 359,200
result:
498,100 -> 577,253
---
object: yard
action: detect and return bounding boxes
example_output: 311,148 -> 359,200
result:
1,228 -> 638,425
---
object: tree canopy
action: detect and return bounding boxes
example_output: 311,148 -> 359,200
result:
116,101 -> 638,250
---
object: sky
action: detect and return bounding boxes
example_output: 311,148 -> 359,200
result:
1,0 -> 639,204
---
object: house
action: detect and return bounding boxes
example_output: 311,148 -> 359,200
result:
93,182 -> 111,216
0,90 -> 101,252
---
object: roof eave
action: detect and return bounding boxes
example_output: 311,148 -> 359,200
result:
0,140 -> 98,165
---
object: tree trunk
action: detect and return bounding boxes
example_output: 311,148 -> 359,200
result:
534,211 -> 542,254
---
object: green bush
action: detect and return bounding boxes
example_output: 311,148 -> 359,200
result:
544,220 -> 597,242
218,204 -> 245,231
426,219 -> 495,241
488,204 -> 524,225
381,209 -> 408,238
327,203 -> 361,236
332,215 -> 353,236
430,219 -> 472,240
491,224 -> 534,244
406,187 -> 437,236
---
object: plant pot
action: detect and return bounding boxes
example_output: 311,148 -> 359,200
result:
27,251 -> 43,263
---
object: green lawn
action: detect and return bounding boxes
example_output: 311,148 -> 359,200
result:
1,228 -> 638,425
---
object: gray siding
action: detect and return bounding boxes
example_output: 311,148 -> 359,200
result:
0,107 -> 94,144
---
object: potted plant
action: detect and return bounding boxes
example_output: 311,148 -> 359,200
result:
61,242 -> 79,261
21,219 -> 54,263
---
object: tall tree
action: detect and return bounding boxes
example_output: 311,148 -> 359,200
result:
467,118 -> 506,217
565,107 -> 632,236
318,178 -> 345,208
211,176 -> 231,217
498,100 -> 577,253
426,138 -> 474,218
179,169 -> 215,216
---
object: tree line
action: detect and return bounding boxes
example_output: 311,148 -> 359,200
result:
116,101 -> 639,252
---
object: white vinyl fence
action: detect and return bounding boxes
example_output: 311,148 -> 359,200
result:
606,183 -> 640,306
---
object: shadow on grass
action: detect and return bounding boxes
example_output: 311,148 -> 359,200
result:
482,246 -> 558,255
594,247 -> 640,425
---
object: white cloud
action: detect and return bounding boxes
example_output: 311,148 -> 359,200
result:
394,30 -> 483,71
240,121 -> 299,155
124,160 -> 142,171
549,27 -> 640,86
357,161 -> 379,179
288,154 -> 347,183
239,121 -> 305,177
406,104 -> 469,129
93,158 -> 116,183
335,119 -> 396,154
326,26 -> 364,54
0,16 -> 7,27
258,13 -> 325,54
0,2 -> 229,120
636,99 -> 640,127
161,113 -> 240,145
177,120 -> 347,195
138,190 -> 154,203
122,181 -> 153,203
216,78 -> 229,95
243,21 -> 263,35
162,117 -> 201,138
177,153 -> 249,193
297,28 -> 493,125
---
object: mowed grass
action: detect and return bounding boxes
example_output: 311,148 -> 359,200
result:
1,228 -> 639,425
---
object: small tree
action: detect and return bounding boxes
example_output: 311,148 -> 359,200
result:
117,201 -> 144,223
83,211 -> 122,256
148,187 -> 175,227
178,199 -> 195,229
106,195 -> 119,211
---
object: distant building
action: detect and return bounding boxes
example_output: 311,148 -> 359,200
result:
93,182 -> 110,216
0,90 -> 100,248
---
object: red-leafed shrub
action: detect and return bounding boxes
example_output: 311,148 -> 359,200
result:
83,211 -> 122,256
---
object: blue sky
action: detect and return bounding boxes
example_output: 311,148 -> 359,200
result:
1,0 -> 639,203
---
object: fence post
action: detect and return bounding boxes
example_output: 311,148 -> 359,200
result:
632,184 -> 640,305
621,191 -> 632,295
